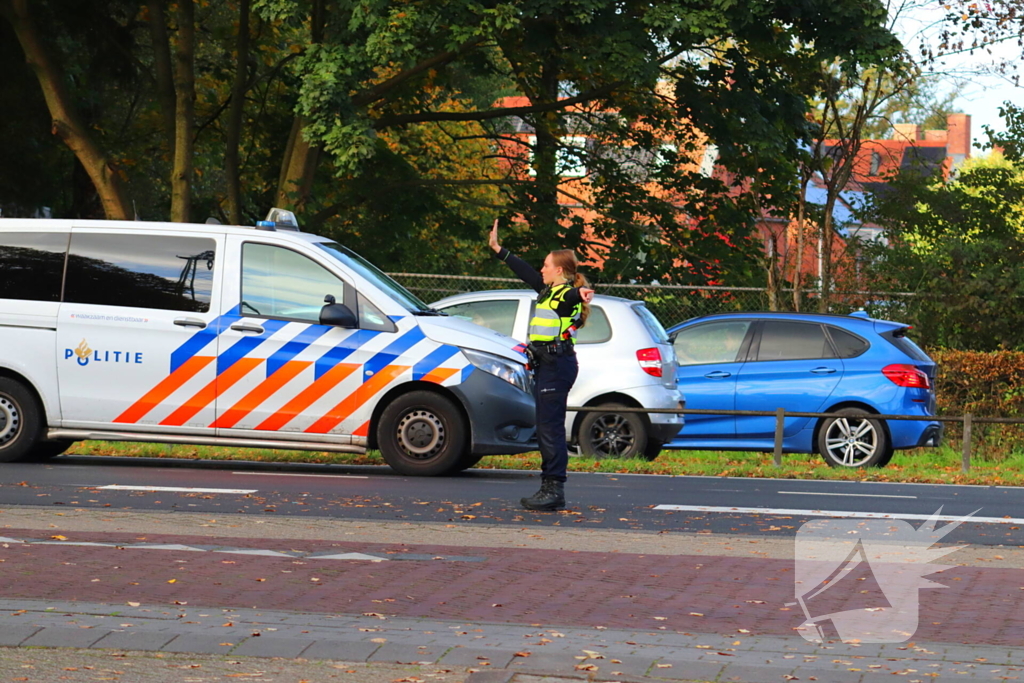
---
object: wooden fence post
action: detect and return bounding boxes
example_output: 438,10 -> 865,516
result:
773,407 -> 785,466
961,413 -> 973,473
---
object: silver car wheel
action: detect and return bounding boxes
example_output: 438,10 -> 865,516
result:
824,416 -> 878,467
0,396 -> 20,446
397,409 -> 445,460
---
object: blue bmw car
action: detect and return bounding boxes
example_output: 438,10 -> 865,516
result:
665,311 -> 942,468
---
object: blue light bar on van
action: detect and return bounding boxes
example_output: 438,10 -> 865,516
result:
264,208 -> 300,232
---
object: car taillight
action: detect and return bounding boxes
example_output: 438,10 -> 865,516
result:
637,347 -> 663,377
882,364 -> 930,389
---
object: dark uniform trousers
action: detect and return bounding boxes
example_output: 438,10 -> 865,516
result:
533,350 -> 579,482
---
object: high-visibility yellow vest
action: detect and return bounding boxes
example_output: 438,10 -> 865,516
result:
528,283 -> 581,343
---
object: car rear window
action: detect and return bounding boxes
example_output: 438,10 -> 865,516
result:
880,328 -> 931,361
632,304 -> 669,344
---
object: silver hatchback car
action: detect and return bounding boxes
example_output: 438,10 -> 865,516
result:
432,291 -> 684,460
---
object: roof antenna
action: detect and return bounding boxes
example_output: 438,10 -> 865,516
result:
133,201 -> 140,221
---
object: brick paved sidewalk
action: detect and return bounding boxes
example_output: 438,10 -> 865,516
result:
2,523 -> 1024,682
1,527 -> 1022,646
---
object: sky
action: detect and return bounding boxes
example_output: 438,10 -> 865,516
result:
896,2 -> 1022,148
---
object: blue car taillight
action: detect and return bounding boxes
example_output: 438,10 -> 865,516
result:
882,364 -> 931,389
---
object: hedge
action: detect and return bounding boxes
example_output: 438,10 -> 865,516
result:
930,349 -> 1024,458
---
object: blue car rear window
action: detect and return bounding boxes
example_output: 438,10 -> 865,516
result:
881,329 -> 931,362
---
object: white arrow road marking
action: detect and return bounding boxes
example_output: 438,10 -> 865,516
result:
654,504 -> 1013,525
215,549 -> 295,558
95,485 -> 257,494
308,553 -> 388,562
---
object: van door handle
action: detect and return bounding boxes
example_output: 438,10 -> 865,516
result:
173,317 -> 207,329
811,367 -> 837,374
230,323 -> 265,335
704,371 -> 732,379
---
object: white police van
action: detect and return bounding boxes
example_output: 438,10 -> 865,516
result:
0,212 -> 536,475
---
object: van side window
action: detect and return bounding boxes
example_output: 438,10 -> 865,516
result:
0,232 -> 68,302
65,233 -> 215,312
242,243 -> 346,324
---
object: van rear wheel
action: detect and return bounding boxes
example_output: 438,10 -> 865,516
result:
377,391 -> 467,476
0,378 -> 44,463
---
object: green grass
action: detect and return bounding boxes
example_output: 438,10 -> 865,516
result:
63,440 -> 1024,486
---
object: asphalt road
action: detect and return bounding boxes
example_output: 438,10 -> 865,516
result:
1,454 -> 1022,546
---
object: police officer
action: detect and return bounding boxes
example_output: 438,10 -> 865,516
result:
489,219 -> 594,510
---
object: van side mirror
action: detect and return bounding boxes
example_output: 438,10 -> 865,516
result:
320,302 -> 357,328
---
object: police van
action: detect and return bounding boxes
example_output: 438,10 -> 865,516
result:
0,212 -> 536,475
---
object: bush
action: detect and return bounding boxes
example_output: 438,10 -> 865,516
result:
931,349 -> 1024,459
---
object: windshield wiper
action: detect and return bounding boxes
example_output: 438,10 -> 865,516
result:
413,308 -> 448,316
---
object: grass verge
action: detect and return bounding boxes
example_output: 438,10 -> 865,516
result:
63,441 -> 1024,486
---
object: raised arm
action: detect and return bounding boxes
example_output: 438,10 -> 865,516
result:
489,219 -> 544,293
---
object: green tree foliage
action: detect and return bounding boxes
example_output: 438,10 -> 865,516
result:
1,0 -> 902,282
860,152 -> 1024,350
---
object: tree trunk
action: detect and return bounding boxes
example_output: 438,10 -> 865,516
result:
274,0 -> 324,213
225,0 -> 250,225
792,171 -> 810,312
530,45 -> 561,241
274,117 -> 321,211
765,232 -> 781,311
147,0 -> 176,161
1,0 -> 131,220
171,0 -> 195,223
818,193 -> 837,313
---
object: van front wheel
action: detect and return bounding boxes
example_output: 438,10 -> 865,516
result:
377,391 -> 468,476
0,378 -> 44,463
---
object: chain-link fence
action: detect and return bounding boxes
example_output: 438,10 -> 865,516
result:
389,272 -> 918,328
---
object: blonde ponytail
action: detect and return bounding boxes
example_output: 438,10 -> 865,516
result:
573,271 -> 591,328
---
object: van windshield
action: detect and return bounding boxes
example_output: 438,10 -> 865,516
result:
315,241 -> 436,314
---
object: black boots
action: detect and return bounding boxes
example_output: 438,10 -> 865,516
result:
521,477 -> 565,511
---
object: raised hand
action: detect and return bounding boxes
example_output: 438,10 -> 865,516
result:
488,218 -> 501,253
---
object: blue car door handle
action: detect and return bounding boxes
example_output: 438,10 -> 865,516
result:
704,371 -> 732,379
810,367 -> 837,374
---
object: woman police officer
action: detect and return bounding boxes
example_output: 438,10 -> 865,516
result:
489,219 -> 594,510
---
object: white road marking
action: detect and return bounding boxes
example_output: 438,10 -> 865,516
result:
95,485 -> 257,494
230,472 -> 368,479
777,491 -> 916,499
215,549 -> 295,558
308,552 -> 387,562
653,504 -> 1012,524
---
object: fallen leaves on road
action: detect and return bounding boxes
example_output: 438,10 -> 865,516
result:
514,652 -> 531,658
50,535 -> 68,540
363,612 -> 387,619
574,664 -> 598,671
